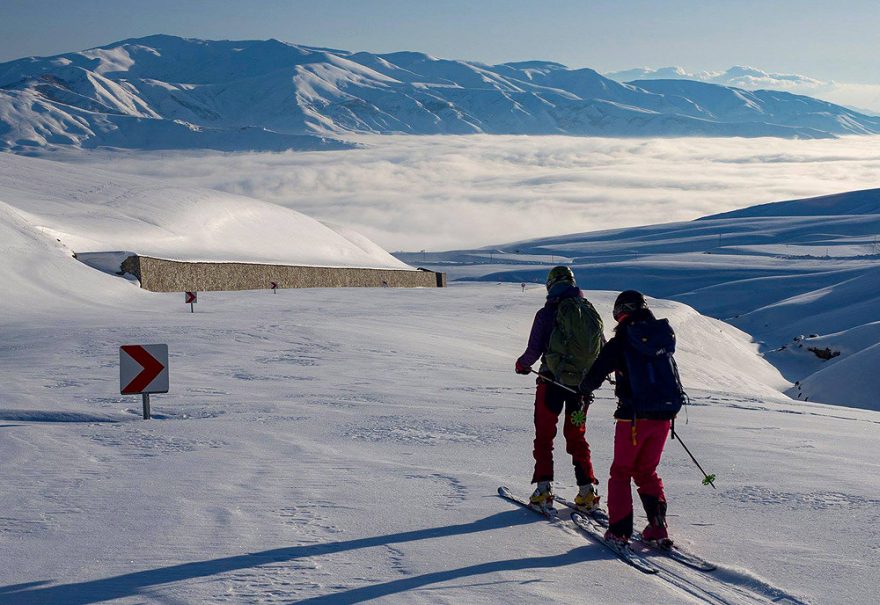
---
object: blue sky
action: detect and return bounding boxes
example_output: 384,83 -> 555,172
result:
1,0 -> 877,84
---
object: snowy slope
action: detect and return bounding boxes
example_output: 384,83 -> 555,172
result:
1,280 -> 877,604
2,35 -> 880,152
399,189 -> 880,409
0,153 -> 411,273
1,152 -> 878,604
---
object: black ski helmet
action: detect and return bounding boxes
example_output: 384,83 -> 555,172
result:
546,266 -> 575,291
613,290 -> 647,321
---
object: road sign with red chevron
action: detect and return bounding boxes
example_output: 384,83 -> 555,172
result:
185,291 -> 197,304
120,344 -> 169,395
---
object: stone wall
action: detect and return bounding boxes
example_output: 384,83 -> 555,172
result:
121,255 -> 446,292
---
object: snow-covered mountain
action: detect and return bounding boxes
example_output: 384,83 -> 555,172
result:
607,65 -> 825,92
606,65 -> 880,116
2,35 -> 880,152
398,189 -> 880,410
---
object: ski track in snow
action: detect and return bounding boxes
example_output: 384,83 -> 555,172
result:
498,493 -> 812,605
653,559 -> 812,605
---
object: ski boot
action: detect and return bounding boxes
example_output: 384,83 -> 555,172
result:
574,483 -> 601,513
603,529 -> 629,546
641,523 -> 672,546
640,493 -> 672,546
529,481 -> 554,511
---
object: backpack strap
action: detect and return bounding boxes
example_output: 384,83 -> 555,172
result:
671,356 -> 690,425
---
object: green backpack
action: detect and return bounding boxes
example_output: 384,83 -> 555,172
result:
544,297 -> 604,386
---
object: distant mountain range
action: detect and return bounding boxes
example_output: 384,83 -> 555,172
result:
2,35 -> 879,152
605,65 -> 880,117
607,65 -> 825,92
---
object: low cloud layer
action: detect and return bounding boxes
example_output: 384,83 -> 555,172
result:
64,135 -> 880,251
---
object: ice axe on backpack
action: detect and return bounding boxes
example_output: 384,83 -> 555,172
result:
529,369 -> 590,427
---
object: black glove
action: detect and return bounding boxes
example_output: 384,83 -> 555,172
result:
579,393 -> 593,409
515,360 -> 531,375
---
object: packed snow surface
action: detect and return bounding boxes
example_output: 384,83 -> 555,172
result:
0,153 -> 878,603
3,35 -> 880,152
2,280 -> 877,604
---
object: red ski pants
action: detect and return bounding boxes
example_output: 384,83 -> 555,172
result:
607,419 -> 670,537
531,380 -> 596,486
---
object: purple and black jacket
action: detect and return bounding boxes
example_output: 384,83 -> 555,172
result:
516,284 -> 585,373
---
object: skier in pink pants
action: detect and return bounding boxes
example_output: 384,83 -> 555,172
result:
578,290 -> 685,545
606,417 -> 670,542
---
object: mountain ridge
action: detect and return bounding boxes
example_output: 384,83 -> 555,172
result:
2,35 -> 879,152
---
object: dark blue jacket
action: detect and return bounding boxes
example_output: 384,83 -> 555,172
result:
578,307 -> 677,420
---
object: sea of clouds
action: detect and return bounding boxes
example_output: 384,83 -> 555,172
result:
63,135 -> 880,251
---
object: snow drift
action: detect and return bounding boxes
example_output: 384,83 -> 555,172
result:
0,152 -> 410,268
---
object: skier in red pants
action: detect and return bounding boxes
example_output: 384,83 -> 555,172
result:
515,266 -> 604,511
578,290 -> 685,545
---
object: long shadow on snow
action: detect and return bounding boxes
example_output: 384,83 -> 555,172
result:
293,545 -> 595,604
0,509 -> 599,604
0,411 -> 119,423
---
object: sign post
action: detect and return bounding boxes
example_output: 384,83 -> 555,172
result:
120,344 -> 169,419
270,281 -> 278,293
185,291 -> 197,312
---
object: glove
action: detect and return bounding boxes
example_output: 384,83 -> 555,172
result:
515,360 -> 531,375
580,393 -> 594,409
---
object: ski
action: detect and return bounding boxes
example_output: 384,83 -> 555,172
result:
569,512 -> 659,574
555,496 -> 716,572
632,531 -> 717,572
554,495 -> 610,526
498,487 -> 658,574
497,486 -> 559,518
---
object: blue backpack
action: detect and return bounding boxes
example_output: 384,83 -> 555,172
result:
622,318 -> 686,416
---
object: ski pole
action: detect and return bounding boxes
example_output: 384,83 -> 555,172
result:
672,428 -> 716,489
528,369 -> 590,426
529,368 -> 578,394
